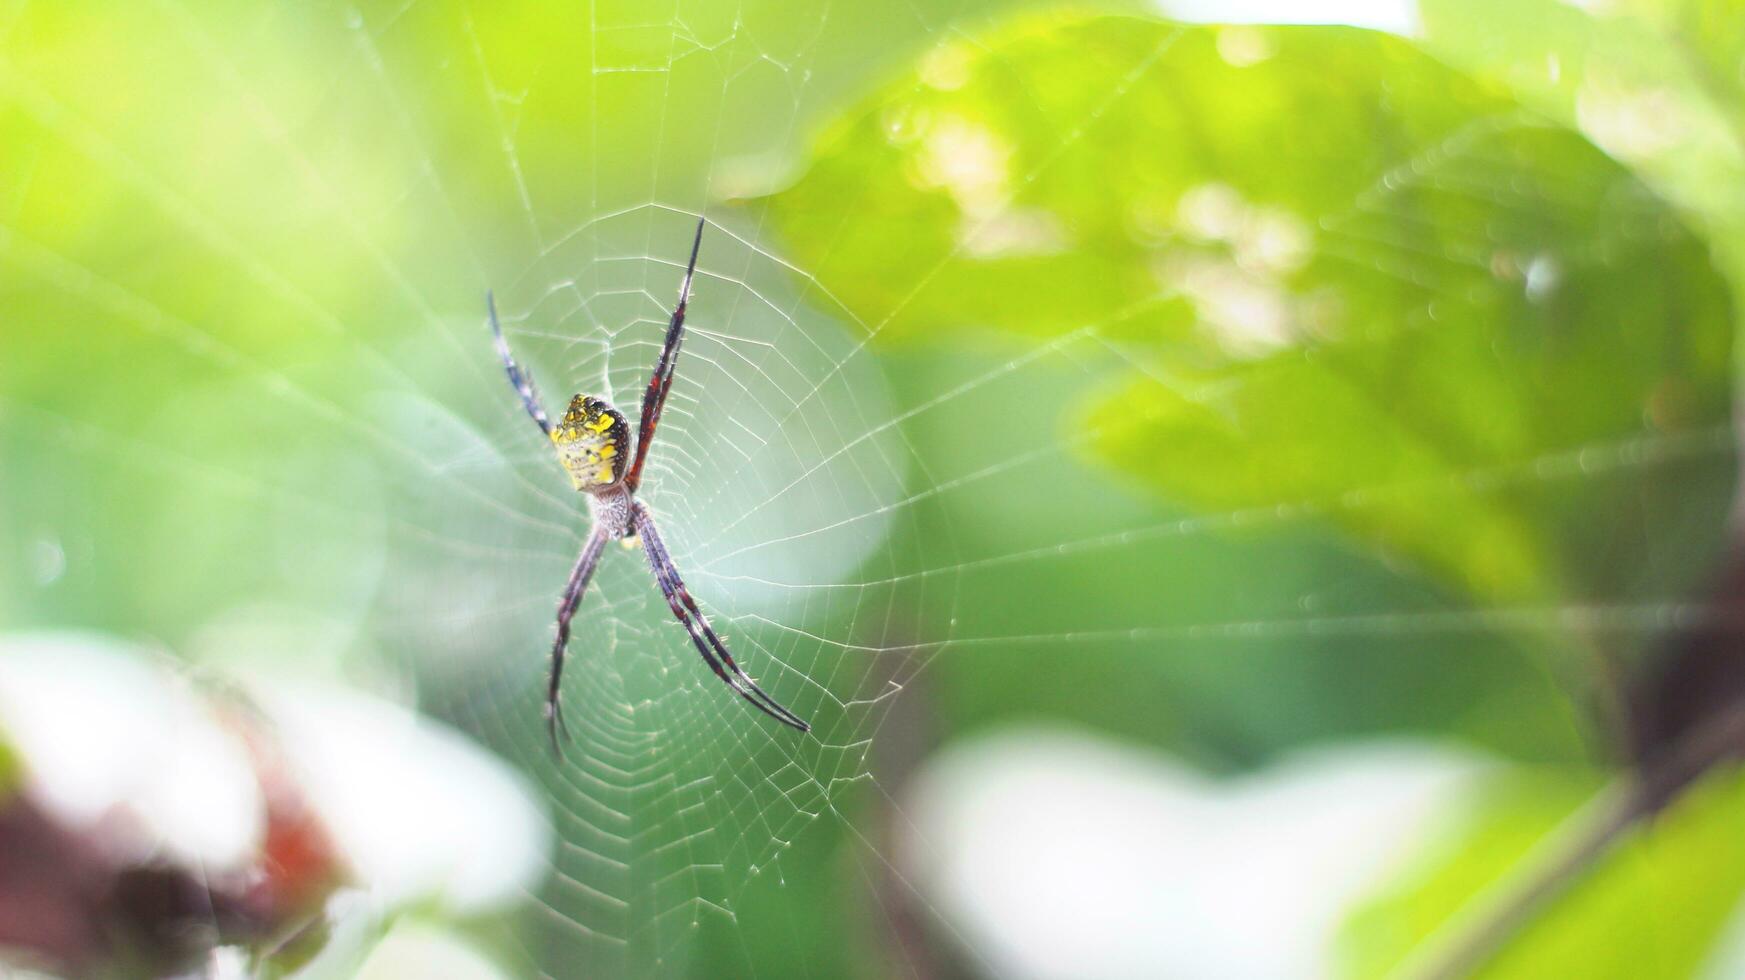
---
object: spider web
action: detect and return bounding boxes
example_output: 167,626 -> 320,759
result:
0,0 -> 1735,977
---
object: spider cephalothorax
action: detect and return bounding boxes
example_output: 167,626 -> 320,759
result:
487,218 -> 811,755
552,395 -> 629,491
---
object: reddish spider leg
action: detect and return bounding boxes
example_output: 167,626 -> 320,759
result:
624,216 -> 704,495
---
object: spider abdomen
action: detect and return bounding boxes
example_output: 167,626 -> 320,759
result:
552,394 -> 629,491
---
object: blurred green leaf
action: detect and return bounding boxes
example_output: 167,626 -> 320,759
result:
763,15 -> 1734,602
765,17 -> 1524,347
1630,0 -> 1745,123
1418,0 -> 1745,287
0,739 -> 16,799
1342,767 -> 1745,978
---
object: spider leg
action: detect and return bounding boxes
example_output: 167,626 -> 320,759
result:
547,524 -> 610,757
486,290 -> 552,437
633,503 -> 811,732
624,217 -> 705,495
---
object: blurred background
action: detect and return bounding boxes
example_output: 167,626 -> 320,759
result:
5,0 -> 1745,976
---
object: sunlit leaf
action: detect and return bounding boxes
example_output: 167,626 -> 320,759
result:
1417,0 -> 1745,289
1341,767 -> 1745,979
0,740 -> 16,799
763,15 -> 1734,601
1633,0 -> 1745,123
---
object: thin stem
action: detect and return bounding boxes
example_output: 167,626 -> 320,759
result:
1397,701 -> 1745,980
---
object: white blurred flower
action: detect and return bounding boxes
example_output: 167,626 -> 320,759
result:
0,631 -> 551,975
899,726 -> 1486,980
0,632 -> 262,873
245,676 -> 549,914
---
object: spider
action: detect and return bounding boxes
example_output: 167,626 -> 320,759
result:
487,218 -> 811,755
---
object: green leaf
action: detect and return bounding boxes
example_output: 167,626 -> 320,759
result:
1341,767 -> 1745,979
762,15 -> 1734,602
1416,0 -> 1745,287
0,738 -> 17,799
766,17 -> 1518,346
1634,0 -> 1745,125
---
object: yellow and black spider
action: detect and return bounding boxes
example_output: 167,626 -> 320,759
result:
488,218 -> 810,755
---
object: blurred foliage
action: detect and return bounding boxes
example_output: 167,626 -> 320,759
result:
1418,0 -> 1745,283
758,6 -> 1745,977
0,739 -> 16,798
762,15 -> 1734,605
1345,768 -> 1745,978
5,0 -> 1745,976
